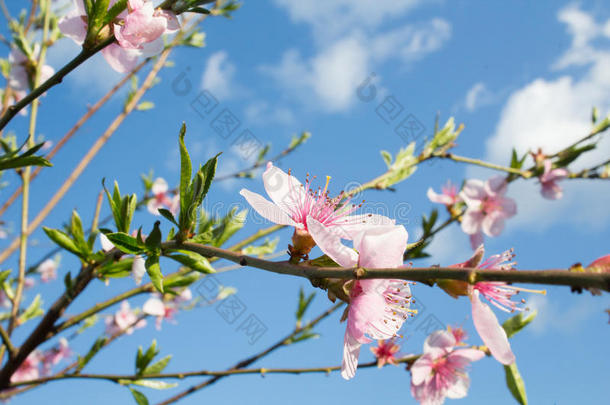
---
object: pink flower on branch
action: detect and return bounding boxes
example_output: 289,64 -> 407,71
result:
58,0 -> 179,73
442,245 -> 544,365
37,258 -> 58,282
370,338 -> 401,368
41,338 -> 72,375
11,351 -> 42,383
307,221 -> 413,379
105,300 -> 146,335
114,0 -> 180,52
147,177 -> 178,216
460,177 -> 516,249
240,163 -> 394,261
410,330 -> 485,405
539,159 -> 569,200
143,288 -> 192,330
427,180 -> 460,207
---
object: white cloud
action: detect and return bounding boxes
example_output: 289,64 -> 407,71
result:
272,0 -> 424,42
464,82 -> 492,112
201,51 -> 236,100
261,20 -> 451,112
244,101 -> 295,126
527,294 -> 601,336
480,5 -> 610,230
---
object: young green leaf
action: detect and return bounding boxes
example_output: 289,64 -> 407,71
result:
165,250 -> 215,273
145,221 -> 162,254
129,388 -> 149,405
105,232 -> 144,255
504,362 -> 528,405
158,208 -> 179,227
502,311 -> 537,339
145,255 -> 163,293
142,355 -> 172,375
43,227 -> 83,258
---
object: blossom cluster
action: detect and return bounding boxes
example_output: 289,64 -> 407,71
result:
238,162 -> 545,403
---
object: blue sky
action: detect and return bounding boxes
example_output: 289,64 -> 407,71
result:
1,0 -> 609,404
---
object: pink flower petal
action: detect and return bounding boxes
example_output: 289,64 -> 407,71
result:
240,189 -> 298,227
132,255 -> 146,285
470,290 -> 515,365
485,176 -> 507,196
307,216 -> 358,267
423,330 -> 456,354
262,163 -> 305,218
143,297 -> 166,316
481,211 -> 505,237
460,179 -> 486,204
461,209 -> 484,235
410,354 -> 433,385
58,14 -> 87,45
353,225 -> 408,269
100,233 -> 115,252
101,43 -> 140,73
446,374 -> 470,399
341,331 -> 361,380
427,187 -> 453,205
151,177 -> 168,195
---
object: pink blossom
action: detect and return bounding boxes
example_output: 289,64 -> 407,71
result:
451,245 -> 543,365
370,339 -> 401,368
307,222 -> 413,379
240,163 -> 394,259
58,0 -> 179,73
410,330 -> 484,405
37,258 -> 58,282
11,351 -> 42,383
427,180 -> 460,206
142,288 -> 191,330
41,338 -> 71,375
147,177 -> 176,215
105,300 -> 146,335
8,46 -> 55,108
460,177 -> 516,249
539,159 -> 568,200
114,0 -> 179,52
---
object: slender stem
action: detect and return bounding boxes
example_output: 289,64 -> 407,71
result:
53,224 -> 284,335
0,0 -> 11,22
163,240 -> 610,292
156,302 -> 344,405
24,0 -> 38,34
0,51 -> 170,266
9,0 -> 51,335
0,325 -> 16,358
91,191 -> 104,232
439,153 -> 532,177
10,354 -> 424,387
0,36 -> 115,131
0,59 -> 149,217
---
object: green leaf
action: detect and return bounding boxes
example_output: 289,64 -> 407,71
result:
158,208 -> 179,227
99,257 -> 134,278
77,315 -> 99,334
296,287 -> 315,323
136,340 -> 159,374
17,294 -> 43,324
163,274 -> 199,289
211,208 -> 247,247
77,337 -> 107,372
142,355 -> 172,375
308,254 -> 341,267
145,255 -> 163,293
380,150 -> 392,168
43,227 -> 83,258
197,153 -> 220,205
241,238 -> 279,257
145,221 -> 162,253
102,0 -> 127,26
178,123 -> 193,227
129,380 -> 177,390
129,388 -> 149,405
165,250 -> 214,273
105,232 -> 144,255
136,101 -> 155,111
504,362 -> 528,405
502,311 -> 537,339
0,154 -> 51,171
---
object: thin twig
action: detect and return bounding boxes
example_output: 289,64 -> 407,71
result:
0,59 -> 149,218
